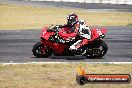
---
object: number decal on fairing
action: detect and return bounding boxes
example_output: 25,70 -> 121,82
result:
97,31 -> 102,35
43,30 -> 46,35
96,29 -> 102,35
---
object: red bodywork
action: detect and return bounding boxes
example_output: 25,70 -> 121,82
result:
90,28 -> 107,41
40,27 -> 107,55
59,28 -> 78,40
40,27 -> 68,55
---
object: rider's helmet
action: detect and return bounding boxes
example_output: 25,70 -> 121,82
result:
67,13 -> 78,26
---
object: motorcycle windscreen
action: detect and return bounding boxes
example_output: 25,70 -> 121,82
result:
41,27 -> 54,40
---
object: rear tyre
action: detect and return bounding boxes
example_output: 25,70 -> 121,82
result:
32,42 -> 52,58
86,40 -> 108,59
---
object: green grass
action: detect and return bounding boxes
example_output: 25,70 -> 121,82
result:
0,63 -> 132,88
0,3 -> 132,30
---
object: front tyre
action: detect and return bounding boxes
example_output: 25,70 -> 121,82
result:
86,40 -> 108,59
32,42 -> 52,58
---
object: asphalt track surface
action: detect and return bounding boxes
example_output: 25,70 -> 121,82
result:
0,1 -> 132,63
0,26 -> 132,63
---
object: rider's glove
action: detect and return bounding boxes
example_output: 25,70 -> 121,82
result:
53,25 -> 62,32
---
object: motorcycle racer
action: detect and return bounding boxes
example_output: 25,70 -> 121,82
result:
57,13 -> 92,51
33,14 -> 108,58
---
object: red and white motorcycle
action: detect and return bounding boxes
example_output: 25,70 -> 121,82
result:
32,25 -> 108,59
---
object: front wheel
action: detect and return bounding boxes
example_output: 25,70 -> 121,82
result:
32,42 -> 52,58
86,40 -> 108,59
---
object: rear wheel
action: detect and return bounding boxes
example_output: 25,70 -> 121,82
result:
86,40 -> 108,59
32,42 -> 52,58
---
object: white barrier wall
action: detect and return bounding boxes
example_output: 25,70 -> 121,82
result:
31,0 -> 132,5
126,0 -> 132,5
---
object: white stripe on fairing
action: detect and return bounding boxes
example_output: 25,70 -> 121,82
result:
0,62 -> 132,65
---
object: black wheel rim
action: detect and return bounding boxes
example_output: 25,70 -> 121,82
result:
36,45 -> 47,55
86,45 -> 105,58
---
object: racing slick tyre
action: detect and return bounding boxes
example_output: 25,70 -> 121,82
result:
32,42 -> 52,58
86,40 -> 108,59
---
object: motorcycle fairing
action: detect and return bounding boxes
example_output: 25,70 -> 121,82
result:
90,28 -> 107,41
41,40 -> 67,55
41,27 -> 55,40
